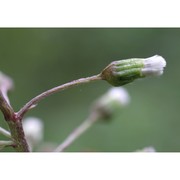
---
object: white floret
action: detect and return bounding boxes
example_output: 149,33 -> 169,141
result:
142,55 -> 166,76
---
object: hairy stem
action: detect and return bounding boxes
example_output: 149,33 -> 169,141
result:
17,74 -> 102,118
7,119 -> 30,152
0,87 -> 30,151
54,112 -> 100,152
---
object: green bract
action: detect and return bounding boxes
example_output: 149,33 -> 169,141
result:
101,58 -> 144,86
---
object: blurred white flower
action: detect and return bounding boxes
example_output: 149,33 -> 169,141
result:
106,87 -> 130,106
91,87 -> 130,119
136,146 -> 156,152
0,71 -> 14,104
23,117 -> 44,151
0,71 -> 14,90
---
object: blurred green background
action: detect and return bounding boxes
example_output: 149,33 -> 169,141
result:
0,28 -> 178,152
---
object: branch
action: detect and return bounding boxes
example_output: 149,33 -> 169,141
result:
0,127 -> 11,139
54,112 -> 100,152
0,140 -> 14,150
0,72 -> 30,152
7,120 -> 30,152
17,74 -> 102,118
0,91 -> 14,120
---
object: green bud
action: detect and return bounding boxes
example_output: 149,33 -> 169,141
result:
101,55 -> 166,86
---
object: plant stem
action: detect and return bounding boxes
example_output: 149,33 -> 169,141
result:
17,74 -> 102,118
0,140 -> 14,145
7,118 -> 30,152
0,127 -> 11,139
0,91 -> 14,120
0,91 -> 30,152
54,112 -> 100,152
0,73 -> 102,152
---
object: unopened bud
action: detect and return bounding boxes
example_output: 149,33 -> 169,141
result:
91,87 -> 130,119
101,55 -> 166,86
23,117 -> 44,151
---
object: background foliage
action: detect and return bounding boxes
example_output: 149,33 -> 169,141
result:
0,28 -> 178,152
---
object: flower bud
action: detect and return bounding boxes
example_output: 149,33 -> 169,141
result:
23,117 -> 44,151
91,87 -> 130,119
101,55 -> 166,86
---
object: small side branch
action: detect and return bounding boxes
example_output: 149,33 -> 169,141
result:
17,74 -> 102,118
54,113 -> 100,152
0,72 -> 30,152
0,127 -> 11,139
0,140 -> 14,150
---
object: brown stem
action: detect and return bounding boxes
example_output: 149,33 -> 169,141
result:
17,74 -> 102,118
0,91 -> 14,120
0,91 -> 30,152
7,117 -> 30,152
0,73 -> 102,152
